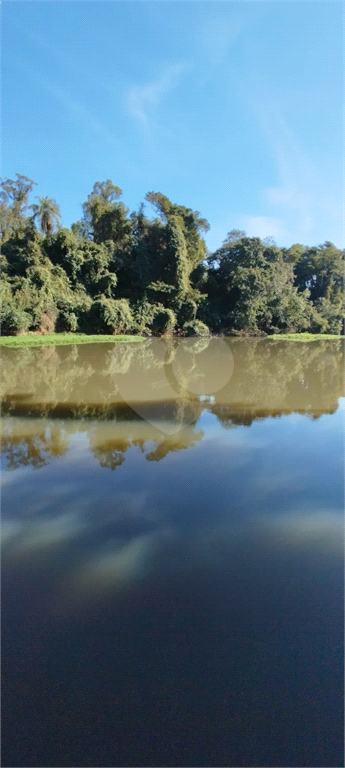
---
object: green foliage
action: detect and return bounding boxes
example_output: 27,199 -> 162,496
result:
146,191 -> 209,272
282,243 -> 305,264
131,299 -> 156,334
189,262 -> 208,290
85,298 -> 134,335
150,306 -> 176,335
45,228 -> 84,282
206,236 -> 314,335
294,242 -> 344,301
311,297 -> 345,334
1,299 -> 31,335
0,174 -> 36,243
182,319 -> 210,337
56,309 -> 78,333
0,334 -> 145,347
177,298 -> 197,326
80,181 -> 131,248
268,332 -> 344,341
224,230 -> 247,243
80,242 -> 117,296
2,229 -> 44,277
164,218 -> 190,293
2,174 -> 343,338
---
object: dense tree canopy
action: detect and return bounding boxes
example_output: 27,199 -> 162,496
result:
1,176 -> 344,336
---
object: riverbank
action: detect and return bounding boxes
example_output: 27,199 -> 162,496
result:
1,331 -> 343,348
0,333 -> 146,348
268,333 -> 344,342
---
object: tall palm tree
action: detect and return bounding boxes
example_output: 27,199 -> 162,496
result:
30,197 -> 61,235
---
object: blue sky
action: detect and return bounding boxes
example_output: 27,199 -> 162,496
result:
2,1 -> 344,250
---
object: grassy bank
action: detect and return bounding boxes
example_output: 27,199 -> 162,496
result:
1,331 -> 343,348
0,333 -> 146,348
268,333 -> 344,342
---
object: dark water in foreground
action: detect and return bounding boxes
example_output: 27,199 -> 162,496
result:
1,338 -> 344,767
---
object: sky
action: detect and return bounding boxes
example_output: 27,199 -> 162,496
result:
2,0 -> 344,251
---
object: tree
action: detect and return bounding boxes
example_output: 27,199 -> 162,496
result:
145,191 -> 209,272
0,174 -> 36,242
282,243 -> 305,264
0,174 -> 36,218
146,217 -> 207,332
30,197 -> 61,235
2,173 -> 344,339
204,236 -> 311,334
45,229 -> 117,296
293,242 -> 344,302
150,306 -> 176,335
46,229 -> 85,285
79,180 -> 129,246
224,230 -> 247,243
85,297 -> 134,334
87,180 -> 122,203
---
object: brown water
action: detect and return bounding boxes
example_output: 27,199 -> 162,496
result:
1,338 -> 344,767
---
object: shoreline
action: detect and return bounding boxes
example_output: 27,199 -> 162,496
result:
0,331 -> 343,348
0,333 -> 146,348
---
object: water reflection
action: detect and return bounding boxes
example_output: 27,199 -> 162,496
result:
1,338 -> 344,474
1,337 -> 343,422
1,423 -> 69,469
64,532 -> 162,605
2,338 -> 344,767
2,403 -> 343,605
1,418 -> 205,472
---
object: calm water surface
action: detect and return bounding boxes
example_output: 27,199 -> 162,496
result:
1,338 -> 344,767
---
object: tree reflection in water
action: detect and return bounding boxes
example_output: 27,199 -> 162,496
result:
1,337 -> 344,471
1,424 -> 69,470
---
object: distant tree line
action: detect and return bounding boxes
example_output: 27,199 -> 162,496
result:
1,174 -> 344,336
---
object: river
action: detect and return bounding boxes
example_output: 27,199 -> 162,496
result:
1,337 -> 344,767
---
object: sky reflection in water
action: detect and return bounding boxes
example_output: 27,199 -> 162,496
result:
1,339 -> 344,767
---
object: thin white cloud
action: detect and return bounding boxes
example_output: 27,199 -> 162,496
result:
243,215 -> 289,242
192,6 -> 264,79
262,115 -> 318,236
249,101 -> 343,245
125,63 -> 187,128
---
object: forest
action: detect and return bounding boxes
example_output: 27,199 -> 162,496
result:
1,174 -> 344,337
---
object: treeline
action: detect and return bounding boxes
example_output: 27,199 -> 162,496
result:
1,174 -> 344,336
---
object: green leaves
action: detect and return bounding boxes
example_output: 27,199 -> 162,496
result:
85,298 -> 134,335
2,174 -> 343,339
150,306 -> 176,335
0,175 -> 37,243
294,242 -> 344,302
206,237 -> 314,334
